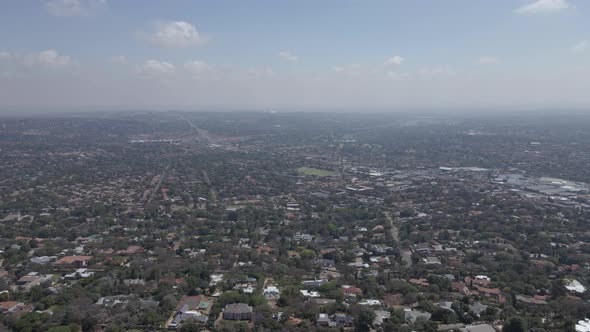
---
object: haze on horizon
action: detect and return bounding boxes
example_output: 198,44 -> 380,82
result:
1,0 -> 590,112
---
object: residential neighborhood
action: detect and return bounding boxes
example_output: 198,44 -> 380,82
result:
0,112 -> 589,331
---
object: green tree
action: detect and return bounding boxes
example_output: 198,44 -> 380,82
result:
551,279 -> 567,299
503,316 -> 527,332
355,307 -> 376,332
30,285 -> 44,302
179,319 -> 200,332
81,315 -> 98,332
430,308 -> 457,324
47,324 -> 80,332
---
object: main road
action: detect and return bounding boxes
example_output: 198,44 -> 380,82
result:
384,211 -> 413,267
384,211 -> 399,242
181,115 -> 214,145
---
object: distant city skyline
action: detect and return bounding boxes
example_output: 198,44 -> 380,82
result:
1,0 -> 589,111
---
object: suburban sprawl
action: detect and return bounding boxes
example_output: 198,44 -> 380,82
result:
0,111 -> 589,332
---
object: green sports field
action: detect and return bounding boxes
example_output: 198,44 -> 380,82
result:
296,167 -> 336,177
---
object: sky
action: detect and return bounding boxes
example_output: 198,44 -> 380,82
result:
0,0 -> 589,112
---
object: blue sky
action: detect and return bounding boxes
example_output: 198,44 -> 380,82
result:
1,0 -> 589,111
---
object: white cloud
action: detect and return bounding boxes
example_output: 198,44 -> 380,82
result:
417,66 -> 455,78
515,0 -> 570,14
570,40 -> 589,53
3,65 -> 590,111
184,60 -> 212,75
278,51 -> 298,62
109,55 -> 126,64
386,71 -> 410,81
478,56 -> 498,64
332,64 -> 362,75
18,50 -> 74,68
384,55 -> 404,66
0,50 -> 75,70
147,21 -> 209,48
45,0 -> 107,17
138,60 -> 175,75
247,67 -> 276,78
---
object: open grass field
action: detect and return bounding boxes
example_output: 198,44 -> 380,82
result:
296,167 -> 336,177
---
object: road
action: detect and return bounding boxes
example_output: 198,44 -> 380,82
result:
401,249 -> 413,267
146,164 -> 170,204
202,170 -> 217,203
384,211 -> 399,242
385,211 -> 413,267
181,115 -> 214,145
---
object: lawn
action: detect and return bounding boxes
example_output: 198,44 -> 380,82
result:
296,167 -> 336,177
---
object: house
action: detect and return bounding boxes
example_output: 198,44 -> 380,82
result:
317,313 -> 331,327
438,301 -> 454,312
370,256 -> 391,265
348,261 -> 369,268
116,245 -> 144,255
576,318 -> 590,332
223,303 -> 253,320
342,285 -> 363,296
565,279 -> 586,294
123,279 -> 146,287
474,286 -> 505,303
293,233 -> 313,242
413,243 -> 431,253
372,225 -> 385,232
438,324 -> 467,331
424,256 -> 442,265
256,245 -> 273,254
409,278 -> 430,287
469,302 -> 488,316
16,273 -> 42,287
167,296 -> 210,328
351,248 -> 368,256
96,295 -> 134,307
404,309 -> 431,323
54,255 -> 92,268
302,278 -> 327,288
234,283 -> 255,294
169,304 -> 208,328
359,299 -> 381,306
373,310 -> 391,326
314,259 -> 335,269
16,272 -> 54,291
263,285 -> 280,300
334,313 -> 354,327
369,245 -> 394,255
64,268 -> 94,280
315,298 -> 337,306
462,323 -> 497,332
465,275 -> 491,287
29,256 -> 57,265
451,282 -> 470,295
300,290 -> 320,298
516,295 -> 547,305
0,301 -> 32,316
210,274 -> 224,286
317,313 -> 354,328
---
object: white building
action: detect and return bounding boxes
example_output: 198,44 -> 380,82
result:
565,279 -> 586,294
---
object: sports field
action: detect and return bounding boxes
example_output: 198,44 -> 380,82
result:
296,167 -> 336,177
